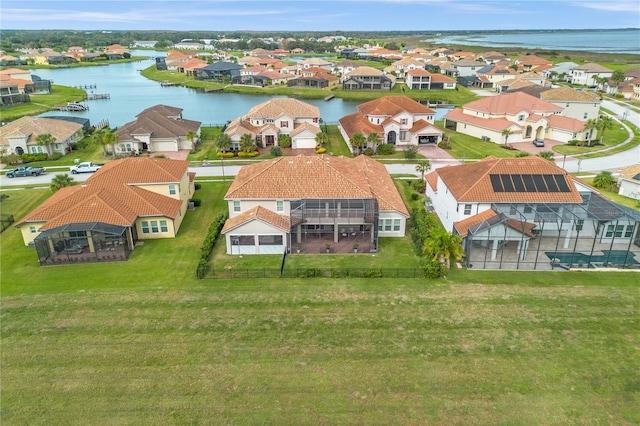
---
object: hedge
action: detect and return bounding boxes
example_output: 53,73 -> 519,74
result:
195,211 -> 228,279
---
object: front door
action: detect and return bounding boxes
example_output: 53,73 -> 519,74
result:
387,131 -> 397,145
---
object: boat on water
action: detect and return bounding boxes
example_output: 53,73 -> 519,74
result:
65,102 -> 88,111
160,81 -> 175,87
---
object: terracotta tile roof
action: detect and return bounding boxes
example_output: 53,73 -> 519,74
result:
358,95 -> 435,116
246,98 -> 320,119
429,73 -> 456,83
619,164 -> 640,179
222,206 -> 291,233
541,86 -> 601,102
444,108 -> 518,133
434,156 -> 583,203
0,116 -> 82,146
346,66 -> 385,77
425,170 -> 438,192
463,92 -> 563,115
17,157 -> 189,230
225,155 -> 409,216
516,55 -> 552,65
0,75 -> 32,89
546,115 -> 585,132
454,210 -> 536,238
290,122 -> 320,136
338,111 -> 382,139
407,69 -> 431,76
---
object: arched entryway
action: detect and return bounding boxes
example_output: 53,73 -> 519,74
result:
14,146 -> 24,155
386,131 -> 397,145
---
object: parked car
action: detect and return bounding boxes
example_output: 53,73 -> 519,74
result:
5,166 -> 45,178
70,162 -> 103,174
533,138 -> 545,147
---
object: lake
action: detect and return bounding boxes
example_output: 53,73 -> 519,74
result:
427,28 -> 640,55
35,51 -> 451,128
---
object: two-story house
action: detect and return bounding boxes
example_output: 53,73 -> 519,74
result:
425,156 -> 640,270
224,98 -> 321,149
570,63 -> 613,86
405,69 -> 457,90
221,155 -> 410,255
540,86 -> 602,121
342,66 -> 396,90
338,95 -> 444,149
443,92 -> 589,145
16,157 -> 196,265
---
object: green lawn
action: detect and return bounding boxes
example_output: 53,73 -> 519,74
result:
0,85 -> 86,122
2,182 -> 639,424
440,125 -> 522,160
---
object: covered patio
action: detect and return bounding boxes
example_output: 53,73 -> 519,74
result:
461,193 -> 640,270
34,222 -> 134,266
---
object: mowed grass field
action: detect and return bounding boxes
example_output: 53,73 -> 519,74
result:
1,183 -> 639,425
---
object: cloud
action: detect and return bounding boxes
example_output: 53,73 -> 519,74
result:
573,1 -> 640,13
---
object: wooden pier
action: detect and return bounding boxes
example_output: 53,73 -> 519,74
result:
75,84 -> 97,89
87,93 -> 110,100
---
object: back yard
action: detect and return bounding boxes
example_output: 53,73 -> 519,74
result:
1,183 -> 639,425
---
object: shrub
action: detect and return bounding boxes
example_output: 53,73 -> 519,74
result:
404,145 -> 418,159
216,151 -> 234,158
270,146 -> 282,157
423,260 -> 446,278
437,141 -> 450,150
49,152 -> 63,161
20,153 -> 48,163
237,150 -> 259,157
364,147 -> 374,156
278,135 -> 292,148
515,151 -> 530,157
411,179 -> 425,192
195,212 -> 228,279
567,139 -> 581,146
194,183 -> 202,190
316,147 -> 326,154
410,192 -> 421,201
377,144 -> 395,155
154,154 -> 167,158
189,198 -> 202,207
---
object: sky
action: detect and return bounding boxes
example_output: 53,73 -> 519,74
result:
1,0 -> 639,32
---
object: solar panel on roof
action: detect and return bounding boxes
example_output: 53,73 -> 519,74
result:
544,174 -> 560,192
512,174 -> 525,192
554,174 -> 571,192
532,175 -> 547,192
522,174 -> 536,192
490,174 -> 504,192
500,174 -> 515,192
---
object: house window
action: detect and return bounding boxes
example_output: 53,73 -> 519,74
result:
463,204 -> 472,215
30,226 -> 37,234
574,219 -> 584,231
509,206 -> 517,215
583,113 -> 588,119
160,220 -> 168,233
151,221 -> 159,233
605,224 -> 624,238
280,121 -> 288,128
313,118 -> 318,123
399,131 -> 408,141
393,219 -> 401,232
624,225 -> 634,238
276,200 -> 284,212
169,185 -> 176,195
518,114 -> 525,121
233,201 -> 241,212
142,221 -> 150,234
401,118 -> 408,125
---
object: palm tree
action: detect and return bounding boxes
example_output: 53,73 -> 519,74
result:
366,132 -> 380,151
415,159 -> 431,181
501,128 -> 512,147
186,131 -> 198,150
611,70 -> 626,86
35,133 -> 56,156
50,173 -> 75,192
349,132 -> 366,155
94,128 -> 119,156
584,119 -> 599,146
597,115 -> 615,145
314,131 -> 328,147
239,133 -> 256,153
215,133 -> 232,153
422,228 -> 464,269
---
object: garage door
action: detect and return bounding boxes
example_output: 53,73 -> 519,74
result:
293,137 -> 316,149
153,141 -> 176,151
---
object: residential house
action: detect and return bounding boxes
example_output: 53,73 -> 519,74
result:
443,91 -> 589,144
477,51 -> 508,64
617,164 -> 640,201
0,116 -> 83,156
514,55 -> 553,72
0,79 -> 29,106
384,57 -> 423,79
543,62 -> 579,82
0,54 -> 26,67
287,68 -> 339,89
451,59 -> 487,77
571,63 -> 613,86
221,155 -> 410,255
425,156 -> 640,270
333,60 -> 362,77
224,98 -> 321,150
194,61 -> 243,81
475,65 -> 518,88
342,66 -> 395,90
405,69 -> 456,90
339,95 -> 444,149
540,86 -> 602,121
131,41 -> 158,48
114,105 -> 201,154
177,58 -> 208,75
16,157 -> 196,266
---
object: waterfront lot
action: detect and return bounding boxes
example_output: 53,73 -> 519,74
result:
1,183 -> 639,424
